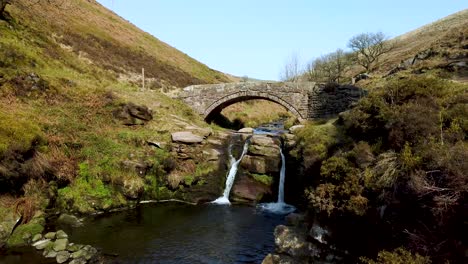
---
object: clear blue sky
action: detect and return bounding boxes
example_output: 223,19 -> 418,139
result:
96,1 -> 466,81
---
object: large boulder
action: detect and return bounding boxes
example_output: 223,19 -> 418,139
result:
238,127 -> 254,134
274,225 -> 320,259
113,102 -> 153,126
241,155 -> 280,174
57,214 -> 82,228
202,148 -> 223,162
250,135 -> 281,147
231,174 -> 272,203
248,144 -> 280,157
0,209 -> 20,248
247,135 -> 281,157
121,177 -> 144,199
171,131 -> 204,144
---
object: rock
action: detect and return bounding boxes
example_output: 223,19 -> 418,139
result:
44,232 -> 56,239
262,253 -> 298,264
69,258 -> 87,264
309,224 -> 330,244
353,73 -> 370,83
248,144 -> 280,157
241,155 -> 280,174
56,230 -> 68,239
121,160 -> 151,176
83,245 -> 98,260
0,211 -> 21,247
207,138 -> 223,146
57,214 -> 82,227
32,239 -> 52,250
6,221 -> 44,247
32,233 -> 42,242
147,140 -> 166,149
121,177 -> 144,199
274,225 -> 320,258
53,238 -> 69,251
231,174 -> 272,203
21,232 -> 32,241
43,249 -> 58,258
67,243 -> 84,252
247,135 -> 281,158
238,127 -> 254,133
171,131 -> 204,144
289,125 -> 304,134
185,126 -> 212,138
56,251 -> 70,264
202,148 -> 223,161
282,133 -> 296,148
250,135 -> 280,147
71,249 -> 86,259
113,102 -> 153,126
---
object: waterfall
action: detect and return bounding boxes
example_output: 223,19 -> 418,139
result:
212,139 -> 250,205
277,148 -> 286,203
258,145 -> 296,214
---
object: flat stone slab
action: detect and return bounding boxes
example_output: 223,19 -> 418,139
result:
238,127 -> 254,133
171,131 -> 204,144
289,125 -> 305,133
33,239 -> 51,250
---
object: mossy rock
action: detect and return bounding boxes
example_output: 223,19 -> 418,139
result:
250,173 -> 274,186
6,222 -> 44,247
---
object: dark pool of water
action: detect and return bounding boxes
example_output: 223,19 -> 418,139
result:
1,203 -> 286,264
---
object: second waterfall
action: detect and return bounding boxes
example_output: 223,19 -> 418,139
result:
212,138 -> 250,205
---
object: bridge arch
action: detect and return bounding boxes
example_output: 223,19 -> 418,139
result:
203,91 -> 305,122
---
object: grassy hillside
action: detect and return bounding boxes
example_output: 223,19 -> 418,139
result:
0,0 -> 234,228
6,0 -> 233,88
382,9 -> 467,69
354,9 -> 468,80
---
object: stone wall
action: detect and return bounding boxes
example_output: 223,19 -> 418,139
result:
308,84 -> 366,118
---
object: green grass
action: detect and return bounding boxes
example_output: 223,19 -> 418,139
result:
0,109 -> 43,155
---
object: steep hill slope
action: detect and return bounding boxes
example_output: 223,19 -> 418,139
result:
5,0 -> 233,88
366,9 -> 468,80
0,0 -> 233,241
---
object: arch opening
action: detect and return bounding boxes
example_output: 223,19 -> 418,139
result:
204,92 -> 305,124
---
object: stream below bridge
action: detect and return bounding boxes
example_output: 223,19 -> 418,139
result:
1,203 -> 285,264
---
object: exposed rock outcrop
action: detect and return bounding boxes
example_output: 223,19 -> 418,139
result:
171,131 -> 204,144
231,134 -> 282,203
240,135 -> 281,174
113,102 -> 153,126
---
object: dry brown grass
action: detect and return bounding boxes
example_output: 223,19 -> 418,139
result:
378,9 -> 468,72
10,0 -> 233,86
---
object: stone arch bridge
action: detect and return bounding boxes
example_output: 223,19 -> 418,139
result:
178,82 -> 365,122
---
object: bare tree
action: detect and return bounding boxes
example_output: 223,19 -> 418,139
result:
348,32 -> 393,72
280,52 -> 302,82
305,49 -> 352,83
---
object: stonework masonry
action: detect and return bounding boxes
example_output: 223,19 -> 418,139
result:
178,82 -> 366,122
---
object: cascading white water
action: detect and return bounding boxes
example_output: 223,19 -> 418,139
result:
258,145 -> 296,214
212,139 -> 250,205
277,148 -> 286,203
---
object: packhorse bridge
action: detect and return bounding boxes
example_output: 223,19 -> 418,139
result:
178,82 -> 365,122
